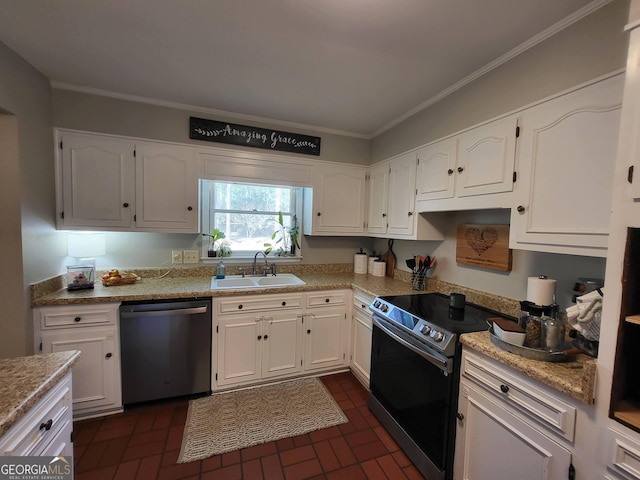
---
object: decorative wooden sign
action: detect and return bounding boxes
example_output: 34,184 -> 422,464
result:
189,117 -> 321,156
456,224 -> 512,272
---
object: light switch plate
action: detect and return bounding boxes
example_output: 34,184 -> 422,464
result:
172,250 -> 183,264
183,250 -> 200,264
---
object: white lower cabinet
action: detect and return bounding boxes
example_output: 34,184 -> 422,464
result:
216,311 -> 302,387
303,306 -> 346,372
34,303 -> 122,418
350,291 -> 373,387
0,372 -> 73,457
606,426 -> 640,479
455,349 -> 575,480
214,290 -> 350,389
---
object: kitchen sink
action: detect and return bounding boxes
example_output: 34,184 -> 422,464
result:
210,273 -> 306,290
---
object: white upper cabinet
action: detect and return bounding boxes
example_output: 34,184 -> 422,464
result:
510,74 -> 623,257
416,116 -> 517,212
416,138 -> 457,202
456,116 -> 517,198
135,142 -> 198,232
367,162 -> 390,236
56,130 -> 201,233
57,132 -> 135,229
368,153 -> 445,240
387,152 -> 419,237
303,163 -> 367,235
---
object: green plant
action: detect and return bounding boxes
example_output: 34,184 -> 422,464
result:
264,212 -> 294,256
289,215 -> 300,251
202,228 -> 230,257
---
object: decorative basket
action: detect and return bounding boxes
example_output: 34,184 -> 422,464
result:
101,272 -> 139,287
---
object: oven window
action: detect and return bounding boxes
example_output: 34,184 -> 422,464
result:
370,324 -> 454,470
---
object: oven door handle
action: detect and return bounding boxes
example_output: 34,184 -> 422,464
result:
373,317 -> 452,375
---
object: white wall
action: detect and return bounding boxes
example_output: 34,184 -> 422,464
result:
0,41 -> 66,357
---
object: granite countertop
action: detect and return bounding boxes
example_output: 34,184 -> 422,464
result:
0,350 -> 81,437
31,272 -> 421,306
460,331 -> 597,404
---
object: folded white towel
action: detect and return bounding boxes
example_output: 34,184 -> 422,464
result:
566,289 -> 604,342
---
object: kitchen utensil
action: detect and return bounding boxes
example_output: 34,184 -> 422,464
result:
383,239 -> 396,278
406,258 -> 416,270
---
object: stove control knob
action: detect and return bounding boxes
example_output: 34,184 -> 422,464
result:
430,330 -> 444,342
380,304 -> 389,313
420,325 -> 432,336
373,301 -> 381,309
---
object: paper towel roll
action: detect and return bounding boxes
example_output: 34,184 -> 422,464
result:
372,260 -> 386,277
527,276 -> 557,306
354,253 -> 367,274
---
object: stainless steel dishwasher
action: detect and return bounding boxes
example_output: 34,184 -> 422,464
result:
119,298 -> 211,405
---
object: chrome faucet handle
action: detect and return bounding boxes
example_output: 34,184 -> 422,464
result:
271,263 -> 277,276
238,267 -> 246,278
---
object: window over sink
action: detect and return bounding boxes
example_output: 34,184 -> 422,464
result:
200,180 -> 302,260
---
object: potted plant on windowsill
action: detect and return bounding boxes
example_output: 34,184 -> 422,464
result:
202,228 -> 231,257
264,212 -> 299,257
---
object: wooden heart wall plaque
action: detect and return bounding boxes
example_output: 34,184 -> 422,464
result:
456,224 -> 512,271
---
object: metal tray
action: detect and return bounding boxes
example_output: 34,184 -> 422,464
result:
489,328 -> 576,363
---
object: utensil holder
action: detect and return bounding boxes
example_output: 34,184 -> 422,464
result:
410,271 -> 427,290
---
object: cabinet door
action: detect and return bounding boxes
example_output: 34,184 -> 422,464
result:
416,138 -> 457,201
387,152 -> 418,237
262,311 -> 303,379
304,307 -> 347,372
135,142 -> 199,232
351,307 -> 372,386
367,162 -> 389,235
456,381 -> 572,480
58,132 -> 135,229
217,315 -> 262,386
511,75 -> 623,256
456,116 -> 517,198
306,165 -> 367,235
41,327 -> 121,416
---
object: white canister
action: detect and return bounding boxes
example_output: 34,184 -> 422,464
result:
368,255 -> 378,275
354,251 -> 367,274
372,260 -> 386,277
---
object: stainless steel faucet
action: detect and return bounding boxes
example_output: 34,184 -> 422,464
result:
253,251 -> 269,276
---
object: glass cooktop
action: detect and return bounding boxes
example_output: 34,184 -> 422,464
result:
374,292 -> 498,336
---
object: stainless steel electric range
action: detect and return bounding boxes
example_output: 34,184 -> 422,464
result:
369,292 -> 498,480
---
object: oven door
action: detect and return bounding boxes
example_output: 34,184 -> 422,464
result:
370,316 -> 456,474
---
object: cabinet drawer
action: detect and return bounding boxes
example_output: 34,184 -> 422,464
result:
0,372 -> 72,456
353,290 -> 373,314
36,303 -> 119,328
307,291 -> 347,308
216,294 -> 303,315
461,350 -> 576,442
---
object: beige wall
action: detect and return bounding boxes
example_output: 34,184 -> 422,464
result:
0,41 -> 64,358
372,0 -> 630,161
51,90 -> 371,166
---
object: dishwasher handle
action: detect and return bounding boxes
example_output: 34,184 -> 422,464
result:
120,306 -> 208,318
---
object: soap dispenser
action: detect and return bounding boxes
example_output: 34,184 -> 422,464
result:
216,260 -> 226,279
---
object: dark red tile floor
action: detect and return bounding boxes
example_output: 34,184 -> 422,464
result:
73,372 -> 424,479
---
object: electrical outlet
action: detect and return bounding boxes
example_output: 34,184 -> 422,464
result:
183,250 -> 199,264
172,250 -> 183,264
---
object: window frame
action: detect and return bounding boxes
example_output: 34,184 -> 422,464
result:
199,180 -> 303,262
